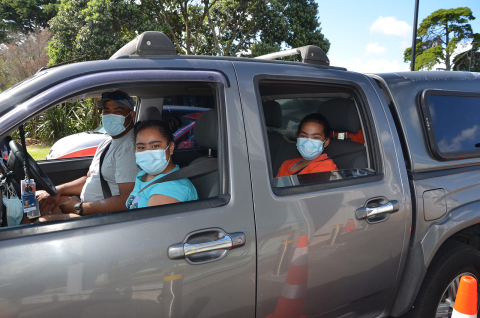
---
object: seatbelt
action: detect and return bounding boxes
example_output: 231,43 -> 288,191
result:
138,158 -> 217,194
99,141 -> 112,199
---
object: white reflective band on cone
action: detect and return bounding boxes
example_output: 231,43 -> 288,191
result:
281,283 -> 307,299
452,308 -> 477,318
291,247 -> 308,266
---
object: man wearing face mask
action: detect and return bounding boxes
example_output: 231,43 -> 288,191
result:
36,91 -> 140,220
276,113 -> 338,177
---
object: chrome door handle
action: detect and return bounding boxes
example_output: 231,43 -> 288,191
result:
168,229 -> 246,264
356,200 -> 399,220
184,235 -> 232,256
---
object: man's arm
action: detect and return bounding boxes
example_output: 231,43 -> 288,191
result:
37,171 -> 90,212
59,182 -> 135,215
57,171 -> 90,196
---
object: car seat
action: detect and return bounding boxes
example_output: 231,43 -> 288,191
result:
317,98 -> 367,169
262,101 -> 299,176
138,106 -> 162,121
189,110 -> 219,199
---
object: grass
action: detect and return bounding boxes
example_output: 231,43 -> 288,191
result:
27,145 -> 51,161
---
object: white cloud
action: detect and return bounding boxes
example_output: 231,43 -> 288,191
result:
329,56 -> 409,73
370,16 -> 412,38
437,125 -> 479,152
365,42 -> 387,55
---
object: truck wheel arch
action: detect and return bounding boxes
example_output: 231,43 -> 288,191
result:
390,201 -> 480,317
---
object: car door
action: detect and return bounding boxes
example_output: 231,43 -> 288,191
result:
233,62 -> 410,318
0,60 -> 256,317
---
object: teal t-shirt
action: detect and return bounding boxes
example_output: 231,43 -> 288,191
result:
126,165 -> 198,209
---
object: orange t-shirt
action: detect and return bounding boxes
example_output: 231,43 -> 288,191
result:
276,154 -> 338,178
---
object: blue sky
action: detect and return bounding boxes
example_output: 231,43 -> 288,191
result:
315,0 -> 480,72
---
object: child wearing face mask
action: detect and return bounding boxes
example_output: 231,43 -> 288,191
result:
276,113 -> 338,177
126,118 -> 198,209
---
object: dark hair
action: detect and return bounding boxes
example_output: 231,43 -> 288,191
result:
297,113 -> 331,138
134,116 -> 182,144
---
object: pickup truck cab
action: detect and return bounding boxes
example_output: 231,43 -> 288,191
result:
0,32 -> 479,318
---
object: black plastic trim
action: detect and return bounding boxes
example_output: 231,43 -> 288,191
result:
0,195 -> 230,241
419,89 -> 480,161
409,163 -> 480,181
253,74 -> 384,196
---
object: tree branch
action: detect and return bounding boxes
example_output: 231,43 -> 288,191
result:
157,8 -> 183,54
204,0 -> 222,55
180,1 -> 191,55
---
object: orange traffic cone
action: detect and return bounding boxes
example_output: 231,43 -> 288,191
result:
267,236 -> 308,318
452,275 -> 477,318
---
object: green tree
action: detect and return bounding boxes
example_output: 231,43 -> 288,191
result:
452,37 -> 480,71
404,7 -> 479,71
0,0 -> 59,42
48,0 -> 265,63
47,0 -> 330,64
250,0 -> 330,59
0,29 -> 52,91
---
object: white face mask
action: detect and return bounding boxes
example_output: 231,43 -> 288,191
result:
135,144 -> 171,175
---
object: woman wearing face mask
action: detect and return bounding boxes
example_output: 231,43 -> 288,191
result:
276,113 -> 338,177
126,118 -> 198,209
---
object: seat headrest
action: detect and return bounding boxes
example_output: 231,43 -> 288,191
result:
194,110 -> 218,150
262,101 -> 283,128
317,98 -> 361,133
139,106 -> 161,121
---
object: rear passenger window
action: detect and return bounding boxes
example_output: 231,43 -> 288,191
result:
420,90 -> 480,160
258,80 -> 380,191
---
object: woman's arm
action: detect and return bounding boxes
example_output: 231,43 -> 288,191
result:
148,194 -> 180,207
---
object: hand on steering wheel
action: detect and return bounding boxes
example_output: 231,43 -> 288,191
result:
8,141 -> 57,196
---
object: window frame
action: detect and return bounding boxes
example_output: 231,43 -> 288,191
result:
419,89 -> 480,161
254,75 -> 383,196
0,71 -> 230,241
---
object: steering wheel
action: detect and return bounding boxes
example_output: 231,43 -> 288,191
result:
7,141 -> 57,196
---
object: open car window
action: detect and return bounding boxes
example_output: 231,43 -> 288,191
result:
257,79 -> 379,194
0,77 -> 228,236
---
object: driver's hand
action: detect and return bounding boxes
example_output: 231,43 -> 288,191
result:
36,190 -> 60,215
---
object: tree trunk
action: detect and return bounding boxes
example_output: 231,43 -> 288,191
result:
445,22 -> 451,71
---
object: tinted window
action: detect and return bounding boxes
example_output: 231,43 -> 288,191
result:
427,94 -> 480,155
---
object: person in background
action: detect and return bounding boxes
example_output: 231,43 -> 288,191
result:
126,118 -> 198,209
276,113 -> 338,177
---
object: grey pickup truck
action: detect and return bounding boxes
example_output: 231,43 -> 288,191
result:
0,32 -> 479,318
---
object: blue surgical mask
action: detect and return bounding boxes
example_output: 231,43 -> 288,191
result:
296,138 -> 324,160
3,196 -> 23,226
102,112 -> 132,136
135,145 -> 171,175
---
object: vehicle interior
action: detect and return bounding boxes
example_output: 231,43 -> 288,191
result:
0,79 -> 377,227
0,82 -> 221,227
259,80 -> 375,187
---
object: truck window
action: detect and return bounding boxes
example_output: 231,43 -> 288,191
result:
258,80 -> 379,192
421,90 -> 480,160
